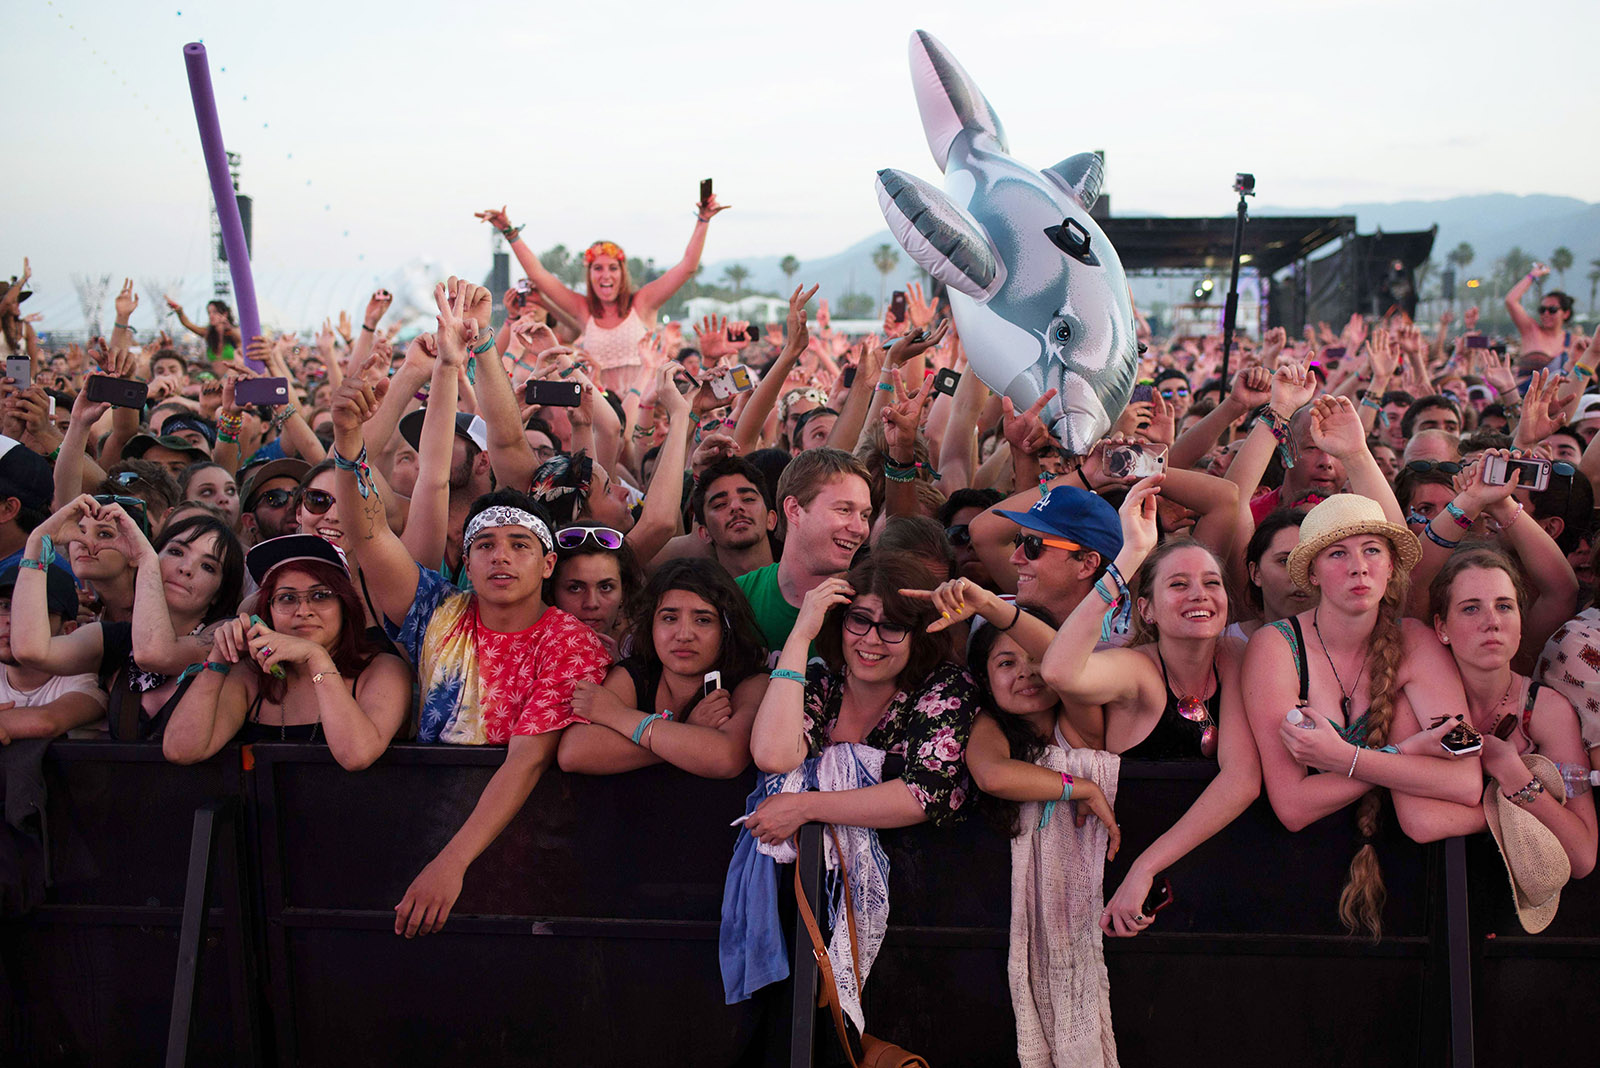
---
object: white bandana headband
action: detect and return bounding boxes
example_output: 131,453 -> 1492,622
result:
463,506 -> 554,553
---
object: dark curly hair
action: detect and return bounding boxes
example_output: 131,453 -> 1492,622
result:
623,558 -> 768,693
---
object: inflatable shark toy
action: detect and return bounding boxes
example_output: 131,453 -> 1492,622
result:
876,30 -> 1138,454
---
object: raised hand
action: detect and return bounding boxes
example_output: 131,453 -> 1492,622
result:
1306,395 -> 1366,460
1452,449 -> 1518,518
694,315 -> 737,361
363,289 -> 394,330
337,310 -> 353,346
1270,360 -> 1316,417
1366,328 -> 1398,382
1001,388 -> 1059,458
330,353 -> 390,436
884,318 -> 950,366
432,280 -> 476,367
1480,349 -> 1518,398
695,192 -> 730,222
1529,263 -> 1550,281
1258,326 -> 1286,365
113,278 -> 138,322
881,366 -> 936,460
1514,370 -> 1566,449
1143,389 -> 1177,446
783,284 -> 818,358
474,205 -> 513,232
901,576 -> 1006,633
164,295 -> 184,314
317,318 -> 338,356
905,282 -> 936,331
1228,365 -> 1272,411
1463,305 -> 1480,331
794,576 -> 855,643
1118,474 -> 1163,564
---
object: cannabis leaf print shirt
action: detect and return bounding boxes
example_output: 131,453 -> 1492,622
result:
391,565 -> 611,744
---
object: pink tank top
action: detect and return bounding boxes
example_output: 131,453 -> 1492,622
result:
580,309 -> 649,370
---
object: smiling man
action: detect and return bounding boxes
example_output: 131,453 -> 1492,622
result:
735,448 -> 872,652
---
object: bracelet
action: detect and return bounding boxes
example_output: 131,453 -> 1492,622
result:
1576,365 -> 1595,380
558,365 -> 577,378
1489,501 -> 1524,533
361,323 -> 376,333
37,535 -> 54,571
1359,396 -> 1390,426
627,388 -> 643,397
1259,408 -> 1297,469
1505,776 -> 1546,807
997,602 -> 1022,632
1060,771 -> 1075,801
1076,466 -> 1094,492
311,669 -> 339,684
218,431 -> 239,444
114,321 -> 130,331
884,460 -> 918,483
874,383 -> 896,392
330,444 -> 374,499
631,712 -> 662,746
17,557 -> 46,572
202,660 -> 229,675
1347,747 -> 1361,779
1423,522 -> 1461,549
471,333 -> 497,356
771,668 -> 806,684
501,225 -> 522,243
270,405 -> 298,432
46,446 -> 60,463
1037,772 -> 1078,830
1443,501 -> 1473,530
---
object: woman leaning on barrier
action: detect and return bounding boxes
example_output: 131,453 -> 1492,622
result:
560,558 -> 769,779
1040,476 -> 1261,937
160,534 -> 411,771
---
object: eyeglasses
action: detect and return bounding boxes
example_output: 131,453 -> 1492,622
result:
842,609 -> 910,645
256,488 -> 294,509
555,526 -> 625,551
1176,694 -> 1217,758
945,524 -> 971,548
299,488 -> 335,515
269,588 -> 339,611
1539,305 -> 1562,314
1404,460 -> 1462,475
92,493 -> 149,534
1012,531 -> 1084,560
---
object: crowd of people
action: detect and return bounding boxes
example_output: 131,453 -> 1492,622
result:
2,217 -> 1597,1045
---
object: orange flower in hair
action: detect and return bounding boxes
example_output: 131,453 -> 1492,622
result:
584,241 -> 626,266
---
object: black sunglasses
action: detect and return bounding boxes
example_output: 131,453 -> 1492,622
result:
256,488 -> 294,509
945,524 -> 971,548
92,493 -> 149,535
1011,532 -> 1081,561
1539,305 -> 1562,314
1404,460 -> 1462,475
299,488 -> 335,515
842,609 -> 910,645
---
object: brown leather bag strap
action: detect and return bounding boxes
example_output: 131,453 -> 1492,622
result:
794,860 -> 862,1068
827,826 -> 864,986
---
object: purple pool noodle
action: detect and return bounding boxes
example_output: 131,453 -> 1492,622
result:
183,42 -> 263,370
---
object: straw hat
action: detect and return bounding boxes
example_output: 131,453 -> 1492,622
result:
1285,494 -> 1422,594
1482,754 -> 1570,933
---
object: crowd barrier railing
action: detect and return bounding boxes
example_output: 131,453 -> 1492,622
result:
2,742 -> 1597,1067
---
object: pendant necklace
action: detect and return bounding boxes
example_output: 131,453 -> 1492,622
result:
1312,608 -> 1373,720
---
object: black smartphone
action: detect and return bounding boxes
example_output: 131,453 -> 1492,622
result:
889,291 -> 907,323
1464,334 -> 1490,349
932,368 -> 961,396
841,365 -> 857,388
5,358 -> 30,388
1141,877 -> 1174,917
85,374 -> 149,409
699,178 -> 713,206
235,378 -> 290,406
525,379 -> 583,407
1322,346 -> 1346,361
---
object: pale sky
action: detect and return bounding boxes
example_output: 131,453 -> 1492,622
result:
5,0 -> 1593,297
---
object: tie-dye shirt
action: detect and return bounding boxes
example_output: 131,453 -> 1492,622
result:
390,565 -> 610,744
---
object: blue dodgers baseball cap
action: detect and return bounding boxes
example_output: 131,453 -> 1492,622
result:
994,485 -> 1123,564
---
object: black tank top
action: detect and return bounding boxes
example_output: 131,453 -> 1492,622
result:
1120,649 -> 1221,761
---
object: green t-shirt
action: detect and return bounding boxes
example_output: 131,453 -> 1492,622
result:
735,563 -> 801,654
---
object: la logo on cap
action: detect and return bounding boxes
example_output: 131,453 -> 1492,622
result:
1032,490 -> 1051,512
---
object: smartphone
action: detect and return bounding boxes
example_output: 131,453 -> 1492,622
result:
1104,442 -> 1168,480
703,670 -> 721,697
1322,346 -> 1346,361
707,364 -> 758,400
1141,877 -> 1174,917
248,615 -> 287,679
932,368 -> 961,397
1464,334 -> 1490,350
841,365 -> 857,388
889,291 -> 907,324
1440,720 -> 1483,756
725,324 -> 760,344
699,178 -> 713,206
1130,383 -> 1153,404
235,377 -> 290,406
525,379 -> 583,407
85,374 -> 149,409
1483,455 -> 1551,492
5,358 -> 30,388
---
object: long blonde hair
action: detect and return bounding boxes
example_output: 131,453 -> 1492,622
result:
1321,545 -> 1410,942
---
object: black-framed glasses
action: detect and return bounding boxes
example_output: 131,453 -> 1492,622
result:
255,488 -> 294,509
555,526 -> 624,551
842,609 -> 910,644
945,524 -> 971,548
92,493 -> 149,535
269,588 -> 339,611
1404,460 -> 1462,475
1539,305 -> 1562,314
299,488 -> 335,515
1011,531 -> 1083,561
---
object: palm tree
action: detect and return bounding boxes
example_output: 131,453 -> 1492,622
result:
1497,246 -> 1533,296
1551,247 -> 1574,289
871,243 -> 900,314
779,255 -> 800,284
1588,266 -> 1600,315
722,264 -> 750,300
1446,242 -> 1474,271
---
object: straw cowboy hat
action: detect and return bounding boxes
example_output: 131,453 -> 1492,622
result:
1286,494 -> 1422,594
1483,754 -> 1570,934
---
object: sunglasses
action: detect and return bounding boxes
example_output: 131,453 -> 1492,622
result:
555,526 -> 625,551
1404,460 -> 1462,475
945,524 -> 972,548
842,609 -> 911,645
299,488 -> 335,515
1177,695 -> 1217,758
256,488 -> 294,509
1159,388 -> 1191,399
92,493 -> 149,534
1539,305 -> 1562,314
1012,532 -> 1083,560
1141,877 -> 1175,918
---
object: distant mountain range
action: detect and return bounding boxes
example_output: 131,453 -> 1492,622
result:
700,193 -> 1600,311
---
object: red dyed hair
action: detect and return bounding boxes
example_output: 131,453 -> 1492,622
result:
254,559 -> 378,704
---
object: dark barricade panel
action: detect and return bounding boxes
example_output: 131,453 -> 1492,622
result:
0,742 -> 253,1067
859,761 -> 1447,1068
251,743 -> 770,1068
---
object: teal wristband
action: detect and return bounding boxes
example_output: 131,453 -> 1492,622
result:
631,713 -> 662,745
38,534 -> 55,570
771,668 -> 806,684
203,660 -> 229,674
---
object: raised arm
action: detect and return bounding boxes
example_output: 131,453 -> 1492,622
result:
1504,264 -> 1545,335
10,498 -> 108,676
164,295 -> 206,339
630,194 -> 728,318
750,578 -> 852,774
475,206 -> 588,324
349,289 -> 391,374
52,388 -> 113,511
879,365 -> 939,518
399,318 -> 462,571
936,345 -> 987,491
731,286 -> 815,452
625,363 -> 693,566
1170,366 -> 1269,471
1306,394 -> 1405,527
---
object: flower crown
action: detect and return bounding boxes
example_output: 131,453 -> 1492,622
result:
584,241 -> 626,266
